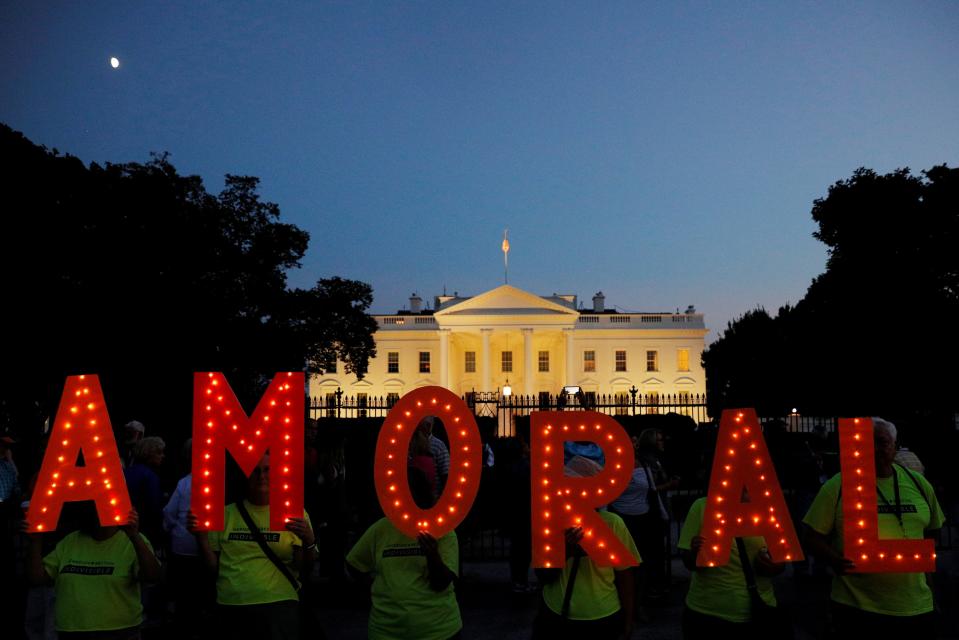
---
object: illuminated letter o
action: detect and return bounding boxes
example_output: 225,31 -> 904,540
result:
374,386 -> 482,538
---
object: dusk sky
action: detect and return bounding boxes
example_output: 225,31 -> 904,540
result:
2,2 -> 957,339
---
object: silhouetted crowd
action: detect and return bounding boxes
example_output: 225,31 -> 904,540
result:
0,414 -> 951,639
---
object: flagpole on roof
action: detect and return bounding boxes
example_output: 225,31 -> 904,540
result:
502,228 -> 510,284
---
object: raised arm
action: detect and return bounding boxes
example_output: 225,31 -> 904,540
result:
418,532 -> 456,591
187,509 -> 219,576
122,509 -> 162,582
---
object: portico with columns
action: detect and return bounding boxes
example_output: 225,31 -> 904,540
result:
310,284 -> 708,403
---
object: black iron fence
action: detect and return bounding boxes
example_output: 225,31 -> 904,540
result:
311,390 -> 712,433
309,390 -> 850,436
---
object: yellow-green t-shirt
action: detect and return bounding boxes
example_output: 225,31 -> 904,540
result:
802,466 -> 945,616
677,497 -> 777,623
347,517 -> 461,640
541,510 -> 642,621
208,501 -> 311,605
42,530 -> 154,632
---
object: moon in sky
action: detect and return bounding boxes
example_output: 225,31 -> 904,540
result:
110,57 -> 120,69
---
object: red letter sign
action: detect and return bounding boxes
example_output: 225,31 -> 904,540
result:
530,411 -> 637,568
191,372 -> 304,531
26,375 -> 132,531
698,409 -> 803,567
839,417 -> 935,572
374,386 -> 481,539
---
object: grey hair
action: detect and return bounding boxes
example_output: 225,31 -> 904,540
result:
872,417 -> 897,442
133,436 -> 166,462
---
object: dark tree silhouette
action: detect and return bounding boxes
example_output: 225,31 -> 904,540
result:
704,165 -> 959,417
0,123 -> 377,444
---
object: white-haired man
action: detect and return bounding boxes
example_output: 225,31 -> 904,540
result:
803,418 -> 944,637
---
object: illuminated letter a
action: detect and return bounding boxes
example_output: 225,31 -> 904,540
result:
27,375 -> 132,531
699,409 -> 803,567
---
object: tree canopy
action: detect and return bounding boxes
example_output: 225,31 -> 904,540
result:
703,165 -> 959,417
0,123 -> 377,443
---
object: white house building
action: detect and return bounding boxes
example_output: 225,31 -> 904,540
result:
309,284 -> 708,409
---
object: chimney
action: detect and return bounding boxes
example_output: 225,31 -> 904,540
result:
592,291 -> 605,313
410,293 -> 423,314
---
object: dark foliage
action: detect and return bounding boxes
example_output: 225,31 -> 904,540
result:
0,123 -> 376,447
704,165 -> 959,417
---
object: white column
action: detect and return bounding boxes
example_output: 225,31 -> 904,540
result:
481,328 -> 492,393
439,328 -> 450,390
522,327 -> 534,396
564,328 -> 576,385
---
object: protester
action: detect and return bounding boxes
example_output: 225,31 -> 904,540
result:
416,416 -> 450,499
635,428 -> 678,599
162,439 -> 212,638
26,502 -> 161,639
608,432 -> 669,620
124,437 -> 166,548
531,456 -> 640,640
189,454 -> 316,639
678,493 -> 787,639
346,466 -> 462,640
409,429 -> 437,489
506,434 -> 533,593
121,421 -> 146,469
0,431 -> 22,619
803,418 -> 945,636
315,434 -> 349,584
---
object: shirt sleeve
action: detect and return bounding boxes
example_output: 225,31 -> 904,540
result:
918,475 -> 946,531
132,533 -> 157,576
677,498 -> 704,550
432,438 -> 451,476
162,481 -> 183,533
802,473 -> 841,535
345,520 -> 378,573
612,514 -> 642,566
41,542 -> 62,581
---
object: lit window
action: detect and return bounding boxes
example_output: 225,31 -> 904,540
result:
646,350 -> 658,372
465,351 -> 476,373
502,351 -> 513,373
584,351 -> 596,372
387,352 -> 399,374
538,350 -> 549,372
615,350 -> 627,372
677,348 -> 690,372
419,352 -> 431,374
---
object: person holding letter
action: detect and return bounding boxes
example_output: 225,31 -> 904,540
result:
803,418 -> 944,636
25,503 -> 160,639
188,454 -> 315,639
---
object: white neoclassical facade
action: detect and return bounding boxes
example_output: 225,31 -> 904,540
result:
309,284 -> 707,404
310,285 -> 707,399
